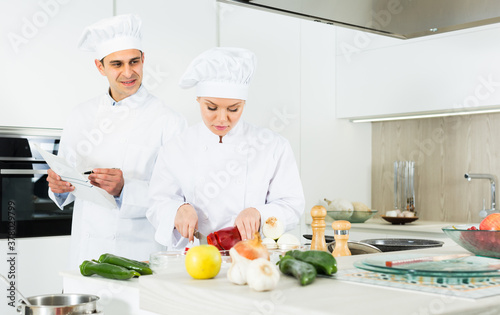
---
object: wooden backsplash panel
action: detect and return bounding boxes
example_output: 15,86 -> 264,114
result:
372,112 -> 500,223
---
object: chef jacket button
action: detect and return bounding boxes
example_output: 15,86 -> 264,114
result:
85,233 -> 90,238
111,234 -> 116,240
202,145 -> 208,151
236,179 -> 243,185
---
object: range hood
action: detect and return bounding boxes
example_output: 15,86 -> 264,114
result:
217,0 -> 500,39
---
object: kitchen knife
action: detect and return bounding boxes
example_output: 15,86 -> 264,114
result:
194,229 -> 207,245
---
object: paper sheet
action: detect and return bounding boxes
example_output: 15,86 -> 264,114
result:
34,143 -> 117,209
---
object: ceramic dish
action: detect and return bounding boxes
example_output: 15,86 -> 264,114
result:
381,216 -> 419,225
442,224 -> 500,258
327,210 -> 378,223
360,238 -> 444,252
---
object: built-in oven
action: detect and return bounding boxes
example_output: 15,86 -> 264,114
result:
0,127 -> 73,238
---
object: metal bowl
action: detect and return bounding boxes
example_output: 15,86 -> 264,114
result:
327,241 -> 382,255
360,238 -> 444,252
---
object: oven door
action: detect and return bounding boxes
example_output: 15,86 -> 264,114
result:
0,136 -> 73,239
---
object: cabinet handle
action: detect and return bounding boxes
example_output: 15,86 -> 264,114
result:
0,169 -> 47,175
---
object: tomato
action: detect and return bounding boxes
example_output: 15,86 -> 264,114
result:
479,213 -> 500,231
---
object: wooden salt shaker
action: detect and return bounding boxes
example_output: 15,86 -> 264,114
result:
310,205 -> 327,251
332,220 -> 351,257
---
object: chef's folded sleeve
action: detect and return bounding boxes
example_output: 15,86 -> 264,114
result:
51,191 -> 75,209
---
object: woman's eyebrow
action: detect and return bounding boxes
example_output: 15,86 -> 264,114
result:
205,100 -> 241,107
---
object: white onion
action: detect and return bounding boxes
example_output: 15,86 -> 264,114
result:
277,233 -> 300,249
262,217 -> 284,240
262,237 -> 278,250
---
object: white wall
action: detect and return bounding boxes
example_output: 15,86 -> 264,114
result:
0,0 -> 113,129
116,0 -> 217,126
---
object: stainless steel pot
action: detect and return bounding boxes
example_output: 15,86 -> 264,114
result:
327,241 -> 382,255
17,294 -> 100,315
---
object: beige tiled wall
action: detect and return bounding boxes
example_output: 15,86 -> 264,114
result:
372,112 -> 500,223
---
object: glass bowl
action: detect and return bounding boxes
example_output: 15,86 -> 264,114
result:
442,224 -> 500,258
149,251 -> 186,274
150,249 -> 231,274
219,249 -> 231,265
327,210 -> 378,223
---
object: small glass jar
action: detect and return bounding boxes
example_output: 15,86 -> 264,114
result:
149,251 -> 186,274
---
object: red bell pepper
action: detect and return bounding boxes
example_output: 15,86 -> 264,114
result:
206,226 -> 242,250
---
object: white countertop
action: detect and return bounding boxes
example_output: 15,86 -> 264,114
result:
326,218 -> 464,234
137,245 -> 500,315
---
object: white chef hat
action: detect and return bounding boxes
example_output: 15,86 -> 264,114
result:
78,14 -> 142,60
179,47 -> 256,100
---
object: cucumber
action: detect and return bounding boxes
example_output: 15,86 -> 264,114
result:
79,260 -> 141,280
278,256 -> 317,286
285,250 -> 337,275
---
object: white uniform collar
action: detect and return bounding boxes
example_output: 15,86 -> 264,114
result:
105,85 -> 149,108
200,119 -> 245,144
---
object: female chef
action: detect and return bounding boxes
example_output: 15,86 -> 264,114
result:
147,47 -> 305,249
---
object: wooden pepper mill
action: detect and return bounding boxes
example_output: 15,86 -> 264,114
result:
331,220 -> 352,257
310,205 -> 327,251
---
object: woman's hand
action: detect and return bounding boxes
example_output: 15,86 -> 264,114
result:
46,169 -> 74,194
234,207 -> 261,240
174,204 -> 198,243
88,168 -> 124,197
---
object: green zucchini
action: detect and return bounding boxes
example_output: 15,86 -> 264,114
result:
79,260 -> 141,280
98,253 -> 152,275
285,250 -> 337,275
278,256 -> 317,286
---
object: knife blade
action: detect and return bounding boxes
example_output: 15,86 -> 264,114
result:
194,229 -> 207,245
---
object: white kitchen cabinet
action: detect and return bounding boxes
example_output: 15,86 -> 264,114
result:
218,2 -> 302,158
116,0 -> 217,126
0,0 -> 113,129
218,4 -> 372,236
336,23 -> 500,119
299,21 -> 371,222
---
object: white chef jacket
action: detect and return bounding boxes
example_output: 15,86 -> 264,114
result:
49,86 -> 187,269
147,120 -> 305,249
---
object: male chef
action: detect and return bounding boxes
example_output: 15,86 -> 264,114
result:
47,14 -> 186,269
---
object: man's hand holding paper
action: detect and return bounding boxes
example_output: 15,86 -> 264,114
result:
35,143 -> 117,209
47,169 -> 74,194
88,168 -> 124,197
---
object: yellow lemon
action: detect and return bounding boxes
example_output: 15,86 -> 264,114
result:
185,245 -> 222,279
